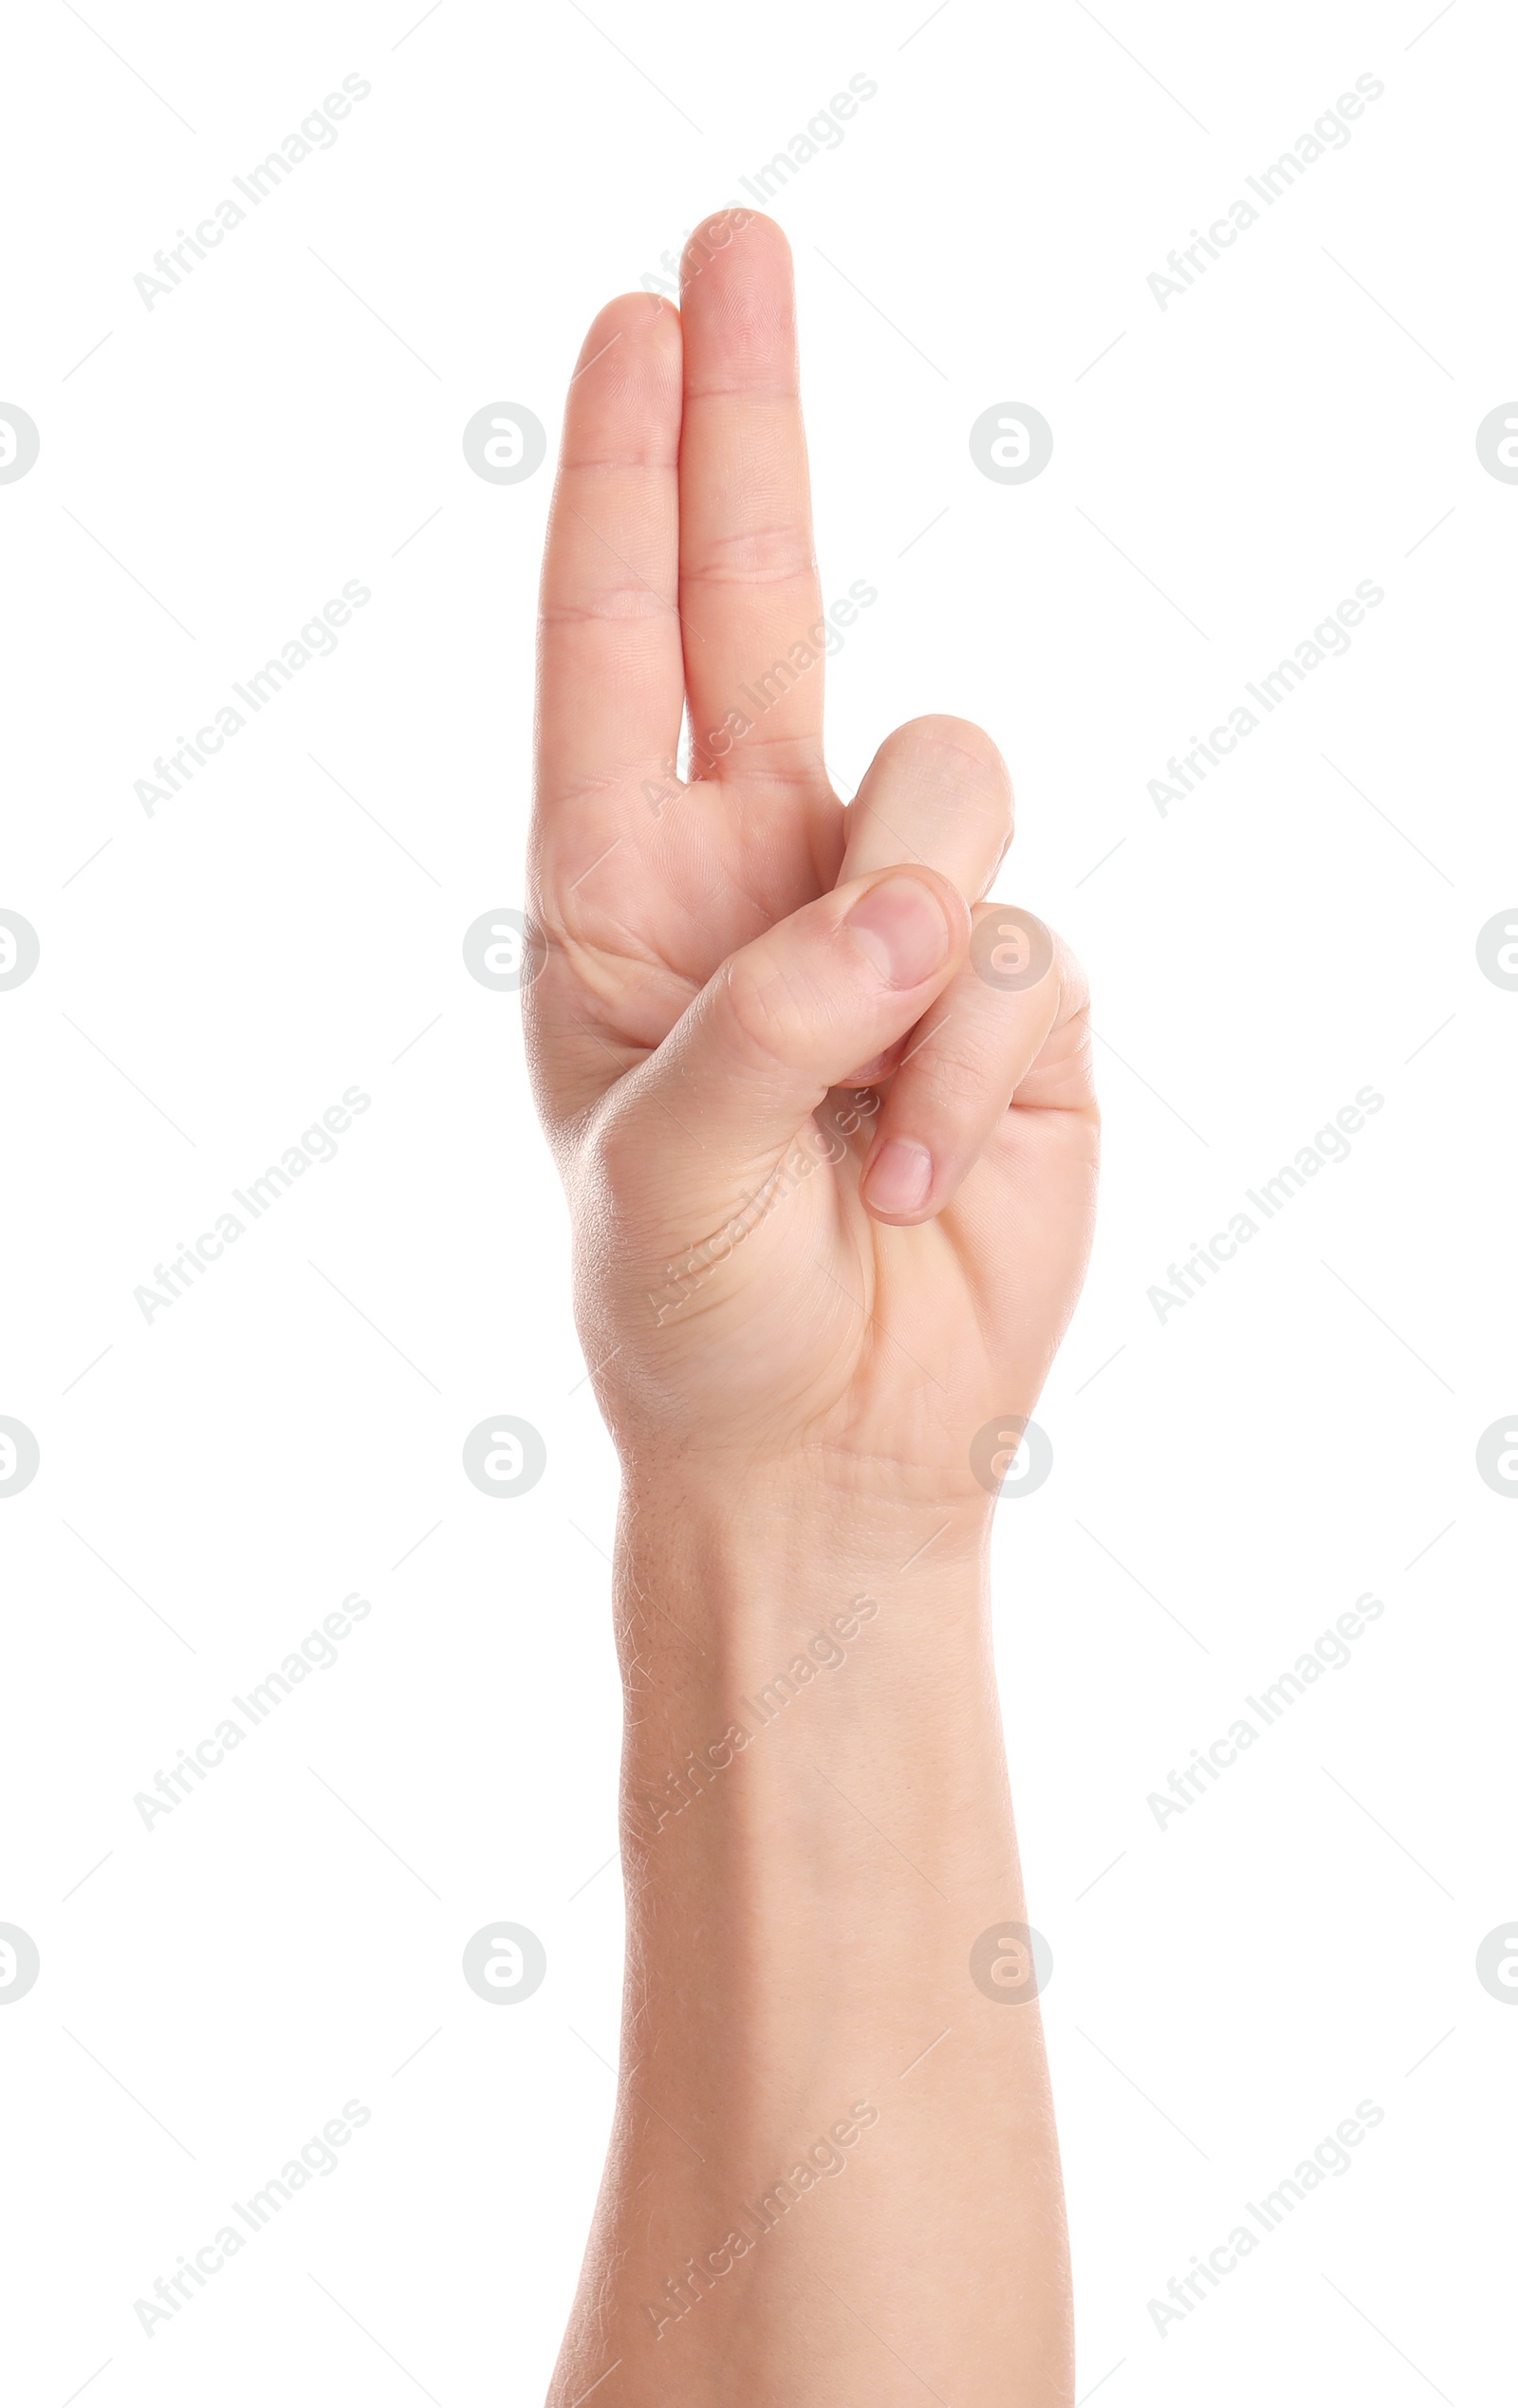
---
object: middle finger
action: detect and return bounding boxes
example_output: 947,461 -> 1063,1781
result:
677,212 -> 830,796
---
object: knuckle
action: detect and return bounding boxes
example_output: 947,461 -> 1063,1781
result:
582,1091 -> 642,1193
540,585 -> 674,627
719,949 -> 809,1074
682,525 -> 817,587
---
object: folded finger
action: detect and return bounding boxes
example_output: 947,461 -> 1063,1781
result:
858,904 -> 1086,1223
838,714 -> 1012,904
602,867 -> 971,1240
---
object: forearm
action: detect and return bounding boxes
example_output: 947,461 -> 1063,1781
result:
549,1475 -> 1073,2407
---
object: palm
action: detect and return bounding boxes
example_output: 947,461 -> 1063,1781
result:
528,216 -> 1096,1489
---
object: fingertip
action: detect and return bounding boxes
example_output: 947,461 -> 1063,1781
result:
561,295 -> 684,474
885,713 -> 1009,783
681,208 -> 790,287
861,1135 -> 936,1223
573,291 -> 682,380
680,210 -> 798,388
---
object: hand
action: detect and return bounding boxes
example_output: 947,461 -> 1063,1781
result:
528,211 -> 1098,1504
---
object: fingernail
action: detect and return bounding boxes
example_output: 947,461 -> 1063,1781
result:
864,1137 -> 934,1214
844,876 -> 952,989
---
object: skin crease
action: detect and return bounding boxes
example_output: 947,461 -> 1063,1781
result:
528,210 -> 1098,2405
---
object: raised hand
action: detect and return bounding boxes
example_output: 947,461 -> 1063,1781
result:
528,211 -> 1098,1499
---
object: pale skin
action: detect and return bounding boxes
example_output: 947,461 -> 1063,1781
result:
528,210 -> 1098,2406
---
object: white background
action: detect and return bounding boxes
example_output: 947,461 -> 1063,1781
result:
2,2 -> 1514,2401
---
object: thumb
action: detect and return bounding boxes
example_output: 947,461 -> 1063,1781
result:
606,866 -> 969,1204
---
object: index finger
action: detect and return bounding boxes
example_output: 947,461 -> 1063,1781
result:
536,292 -> 685,818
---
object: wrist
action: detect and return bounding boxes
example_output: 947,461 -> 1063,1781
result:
612,1469 -> 990,1706
614,1454 -> 992,1608
611,1469 -> 1009,1878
